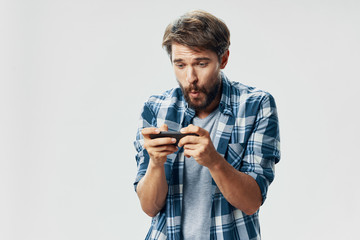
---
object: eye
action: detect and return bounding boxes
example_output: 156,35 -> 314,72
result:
198,62 -> 208,67
175,63 -> 184,69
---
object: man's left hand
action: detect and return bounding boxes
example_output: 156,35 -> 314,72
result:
178,124 -> 221,168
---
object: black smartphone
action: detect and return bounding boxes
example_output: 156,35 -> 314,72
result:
149,131 -> 198,145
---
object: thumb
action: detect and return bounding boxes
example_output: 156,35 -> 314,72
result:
159,124 -> 168,131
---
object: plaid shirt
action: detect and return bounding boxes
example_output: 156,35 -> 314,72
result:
134,72 -> 280,240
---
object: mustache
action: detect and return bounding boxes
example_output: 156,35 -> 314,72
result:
185,84 -> 206,93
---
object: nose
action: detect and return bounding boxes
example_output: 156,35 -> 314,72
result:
186,66 -> 197,84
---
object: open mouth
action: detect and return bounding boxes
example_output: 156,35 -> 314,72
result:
189,91 -> 201,98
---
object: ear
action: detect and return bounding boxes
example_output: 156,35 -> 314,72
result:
220,50 -> 230,69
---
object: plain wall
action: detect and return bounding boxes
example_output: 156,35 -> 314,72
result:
1,0 -> 360,239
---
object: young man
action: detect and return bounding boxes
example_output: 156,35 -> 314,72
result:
134,10 -> 280,240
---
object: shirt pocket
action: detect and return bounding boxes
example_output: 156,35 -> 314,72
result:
226,143 -> 246,170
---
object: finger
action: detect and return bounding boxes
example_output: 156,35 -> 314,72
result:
151,144 -> 178,153
184,149 -> 196,159
147,137 -> 177,147
159,124 -> 168,132
179,124 -> 193,134
180,124 -> 208,137
182,143 -> 198,150
149,145 -> 178,160
141,127 -> 160,138
178,135 -> 200,147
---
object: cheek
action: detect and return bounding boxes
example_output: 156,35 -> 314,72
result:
173,67 -> 184,78
174,68 -> 191,87
199,68 -> 218,85
174,70 -> 187,87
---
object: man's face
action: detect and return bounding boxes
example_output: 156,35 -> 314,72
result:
171,43 -> 228,111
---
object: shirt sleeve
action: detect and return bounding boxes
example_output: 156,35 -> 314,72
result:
133,103 -> 157,192
240,92 -> 281,204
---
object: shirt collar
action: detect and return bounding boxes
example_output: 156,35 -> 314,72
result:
219,72 -> 234,116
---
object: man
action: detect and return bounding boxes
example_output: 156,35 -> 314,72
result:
134,10 -> 280,240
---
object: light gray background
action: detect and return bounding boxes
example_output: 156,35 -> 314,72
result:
1,0 -> 360,239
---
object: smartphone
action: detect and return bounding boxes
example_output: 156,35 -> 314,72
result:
149,131 -> 198,145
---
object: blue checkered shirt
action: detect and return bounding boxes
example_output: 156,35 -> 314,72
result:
134,72 -> 280,240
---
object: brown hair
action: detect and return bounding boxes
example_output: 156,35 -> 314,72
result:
162,10 -> 230,61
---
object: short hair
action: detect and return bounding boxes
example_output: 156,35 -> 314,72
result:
162,10 -> 230,61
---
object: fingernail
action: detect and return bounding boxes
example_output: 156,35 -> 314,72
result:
180,128 -> 185,133
155,129 -> 160,133
171,138 -> 176,143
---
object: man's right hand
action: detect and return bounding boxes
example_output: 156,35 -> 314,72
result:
138,124 -> 175,217
141,124 -> 178,166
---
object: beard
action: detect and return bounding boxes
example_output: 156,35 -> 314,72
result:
178,77 -> 221,111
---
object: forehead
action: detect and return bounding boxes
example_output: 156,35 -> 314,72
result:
171,43 -> 217,61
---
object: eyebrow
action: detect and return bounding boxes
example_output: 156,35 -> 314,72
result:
173,57 -> 212,63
